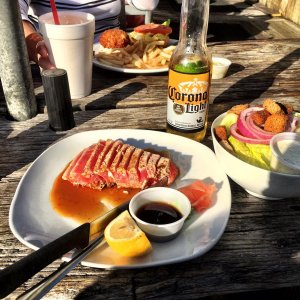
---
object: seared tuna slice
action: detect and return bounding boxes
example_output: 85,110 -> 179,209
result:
81,140 -> 107,189
69,144 -> 95,181
127,148 -> 143,188
63,144 -> 106,189
146,153 -> 160,178
138,153 -> 160,188
138,150 -> 151,186
97,140 -> 122,185
109,143 -> 129,178
156,156 -> 179,185
93,139 -> 114,175
62,150 -> 85,182
114,145 -> 135,187
83,140 -> 105,176
62,144 -> 95,182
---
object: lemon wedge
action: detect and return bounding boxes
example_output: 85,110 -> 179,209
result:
104,210 -> 152,257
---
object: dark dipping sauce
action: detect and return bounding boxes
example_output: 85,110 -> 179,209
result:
137,202 -> 182,225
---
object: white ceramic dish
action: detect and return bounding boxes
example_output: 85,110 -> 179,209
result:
212,113 -> 300,200
9,129 -> 231,269
129,187 -> 191,242
93,40 -> 177,74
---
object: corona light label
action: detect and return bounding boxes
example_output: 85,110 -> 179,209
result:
167,69 -> 210,133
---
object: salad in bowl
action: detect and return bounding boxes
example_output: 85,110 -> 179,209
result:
211,99 -> 300,199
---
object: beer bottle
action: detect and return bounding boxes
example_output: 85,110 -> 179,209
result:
166,0 -> 211,142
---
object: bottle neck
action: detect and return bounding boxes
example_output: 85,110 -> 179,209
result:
179,0 -> 210,51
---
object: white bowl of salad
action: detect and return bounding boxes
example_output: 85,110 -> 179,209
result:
211,99 -> 300,200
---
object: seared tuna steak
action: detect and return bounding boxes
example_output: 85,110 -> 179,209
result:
62,139 -> 179,190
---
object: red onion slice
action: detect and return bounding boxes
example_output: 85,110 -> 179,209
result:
286,115 -> 299,132
236,106 -> 273,142
237,116 -> 260,139
240,106 -> 264,117
230,123 -> 270,145
246,117 -> 274,140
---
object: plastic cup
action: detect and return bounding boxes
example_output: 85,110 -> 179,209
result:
212,57 -> 231,79
39,11 -> 95,99
270,132 -> 300,175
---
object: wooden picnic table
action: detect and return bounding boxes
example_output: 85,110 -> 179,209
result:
0,34 -> 300,299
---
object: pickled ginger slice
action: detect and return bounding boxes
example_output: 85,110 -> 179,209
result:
179,180 -> 216,212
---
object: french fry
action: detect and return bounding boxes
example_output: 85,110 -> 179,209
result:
148,48 -> 161,59
142,52 -> 148,63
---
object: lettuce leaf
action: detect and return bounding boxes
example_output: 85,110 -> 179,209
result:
128,31 -> 168,43
220,112 -> 271,170
228,136 -> 272,170
162,19 -> 171,26
219,113 -> 238,134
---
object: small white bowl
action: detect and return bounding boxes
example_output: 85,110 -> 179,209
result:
129,187 -> 191,242
212,57 -> 231,79
212,112 -> 300,199
270,132 -> 300,175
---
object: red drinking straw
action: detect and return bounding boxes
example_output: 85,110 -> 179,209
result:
50,0 -> 60,25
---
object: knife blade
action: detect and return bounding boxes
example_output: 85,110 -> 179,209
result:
0,199 -> 130,299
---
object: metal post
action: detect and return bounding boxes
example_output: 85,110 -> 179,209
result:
0,0 -> 37,121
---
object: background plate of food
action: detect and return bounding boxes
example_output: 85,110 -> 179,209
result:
9,129 -> 231,269
93,24 -> 177,73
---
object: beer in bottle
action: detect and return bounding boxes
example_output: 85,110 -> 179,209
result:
166,0 -> 211,142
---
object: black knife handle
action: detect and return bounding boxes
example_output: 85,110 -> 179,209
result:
0,223 -> 90,299
17,233 -> 105,300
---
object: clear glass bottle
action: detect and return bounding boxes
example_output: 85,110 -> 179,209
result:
166,0 -> 211,142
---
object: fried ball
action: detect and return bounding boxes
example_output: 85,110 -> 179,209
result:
264,114 -> 288,133
250,110 -> 270,126
263,99 -> 283,115
214,126 -> 228,141
99,29 -> 130,49
227,104 -> 250,115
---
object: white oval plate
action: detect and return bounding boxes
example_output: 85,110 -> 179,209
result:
9,129 -> 231,269
93,40 -> 177,74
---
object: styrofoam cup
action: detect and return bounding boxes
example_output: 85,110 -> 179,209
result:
39,12 -> 95,99
212,57 -> 231,79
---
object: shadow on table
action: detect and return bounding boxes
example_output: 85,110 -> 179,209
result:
226,63 -> 245,77
0,118 -> 63,179
213,48 -> 300,104
87,82 -> 146,110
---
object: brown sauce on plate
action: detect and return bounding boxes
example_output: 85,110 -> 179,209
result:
50,171 -> 140,223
